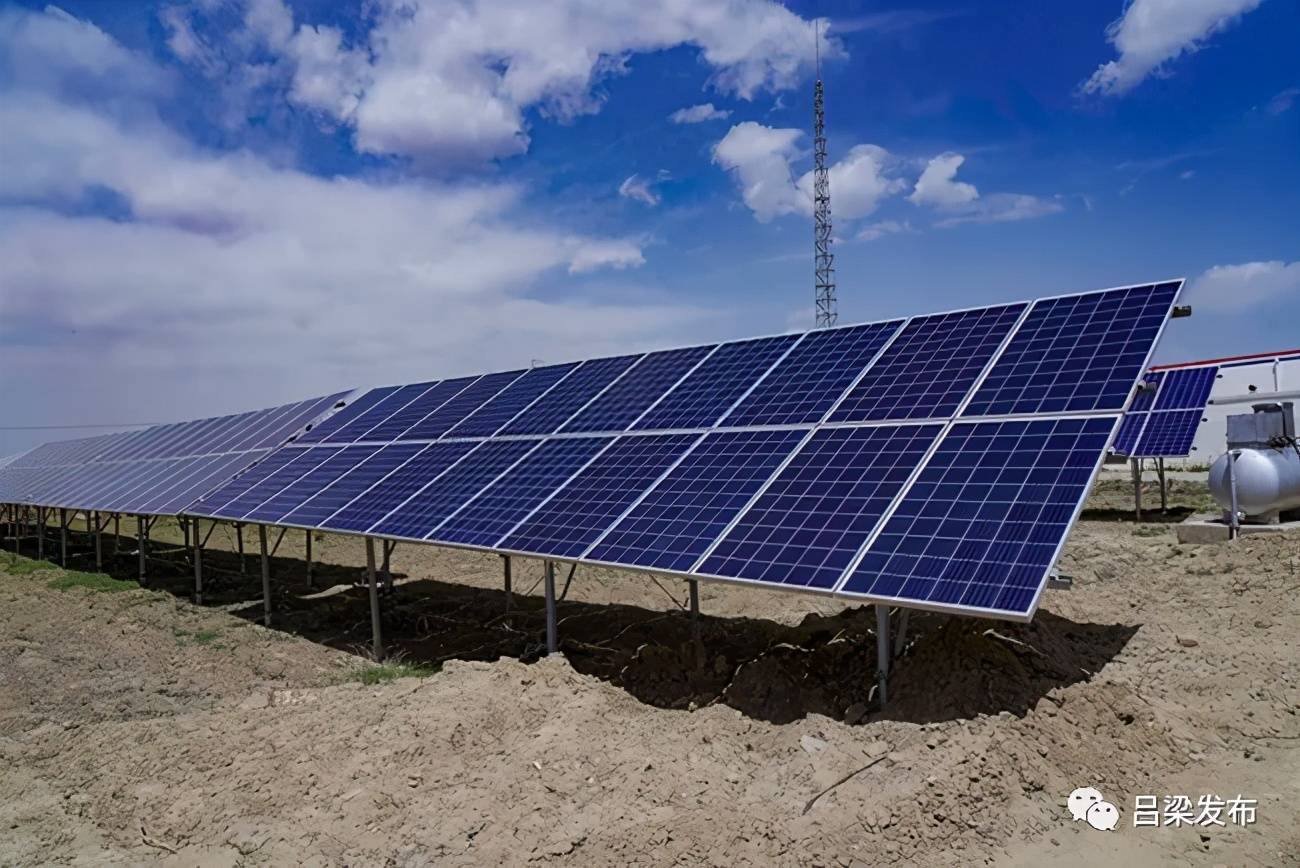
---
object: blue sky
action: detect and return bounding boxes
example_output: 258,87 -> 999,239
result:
0,0 -> 1297,455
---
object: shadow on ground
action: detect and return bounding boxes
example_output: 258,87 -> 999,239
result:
9,524 -> 1139,727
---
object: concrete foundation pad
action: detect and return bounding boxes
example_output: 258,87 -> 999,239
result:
1177,513 -> 1300,544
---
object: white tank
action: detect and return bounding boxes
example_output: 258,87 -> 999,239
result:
1208,447 -> 1300,518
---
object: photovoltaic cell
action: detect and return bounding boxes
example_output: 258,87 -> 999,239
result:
500,355 -> 641,436
963,282 -> 1180,416
1153,367 -> 1217,411
398,369 -> 524,440
560,347 -> 715,434
367,439 -> 540,540
297,386 -> 401,443
188,448 -> 303,516
149,453 -> 264,515
244,446 -> 380,523
697,424 -> 942,590
280,443 -> 425,528
841,416 -> 1117,617
322,383 -> 437,443
218,447 -> 342,520
829,304 -> 1026,423
632,335 -> 800,431
722,320 -> 905,426
1129,372 -> 1162,412
587,429 -> 807,572
501,433 -> 700,559
1133,410 -> 1203,457
321,441 -> 479,532
445,363 -> 579,438
357,379 -> 471,442
431,437 -> 610,548
1111,412 -> 1147,455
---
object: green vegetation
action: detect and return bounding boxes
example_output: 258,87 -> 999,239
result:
173,626 -> 223,647
0,552 -> 50,576
47,570 -> 138,593
348,660 -> 440,685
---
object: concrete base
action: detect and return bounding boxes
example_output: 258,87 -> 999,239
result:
1176,513 -> 1300,544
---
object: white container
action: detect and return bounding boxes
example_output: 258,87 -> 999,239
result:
1208,447 -> 1300,518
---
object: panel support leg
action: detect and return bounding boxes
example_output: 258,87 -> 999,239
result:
875,604 -> 890,708
305,530 -> 314,590
36,507 -> 44,561
1130,458 -> 1143,522
181,516 -> 191,552
366,537 -> 384,660
382,541 -> 393,593
137,515 -> 147,586
259,525 -> 272,627
893,607 -> 911,659
113,513 -> 120,556
60,508 -> 68,567
688,579 -> 703,668
93,511 -> 103,572
502,555 -> 513,613
236,523 -> 246,575
544,560 -> 558,655
1157,457 -> 1167,514
193,518 -> 203,604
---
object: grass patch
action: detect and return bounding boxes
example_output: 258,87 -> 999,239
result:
1132,525 -> 1167,537
1,552 -> 50,576
47,570 -> 137,593
349,660 -> 440,685
173,627 -> 223,646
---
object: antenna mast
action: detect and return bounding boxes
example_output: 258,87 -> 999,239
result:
813,21 -> 836,328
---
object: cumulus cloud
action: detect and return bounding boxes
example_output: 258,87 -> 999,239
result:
618,174 -> 661,206
0,6 -> 695,451
856,219 -> 912,242
1081,0 -> 1263,96
713,123 -> 904,222
669,103 -> 731,123
1184,261 -> 1300,311
908,152 -> 978,207
161,0 -> 837,165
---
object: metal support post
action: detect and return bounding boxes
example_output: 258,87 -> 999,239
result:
382,541 -> 393,593
1227,450 -> 1240,540
193,518 -> 203,604
502,555 -> 513,612
236,523 -> 246,575
1157,457 -> 1167,514
259,525 -> 272,627
688,579 -> 703,668
875,604 -> 890,707
544,560 -> 558,654
305,530 -> 314,589
113,513 -> 120,556
1131,458 -> 1143,521
36,507 -> 44,561
893,607 -> 911,659
93,511 -> 103,571
366,537 -> 384,660
181,516 -> 190,551
137,515 -> 147,586
60,508 -> 68,566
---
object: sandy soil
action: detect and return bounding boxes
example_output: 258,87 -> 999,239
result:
1,477 -> 1297,866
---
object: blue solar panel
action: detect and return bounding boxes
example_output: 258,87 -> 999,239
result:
500,433 -> 700,558
963,282 -> 1180,416
220,448 -> 342,520
399,369 -> 524,440
829,304 -> 1026,423
297,386 -> 402,443
367,439 -> 540,540
696,424 -> 942,590
631,335 -> 800,431
354,379 -> 469,442
244,446 -> 380,523
280,443 -> 425,528
131,455 -> 232,514
500,355 -> 641,436
115,459 -> 202,513
153,453 -> 264,514
1111,412 -> 1147,455
1129,372 -> 1162,412
1133,410 -> 1204,456
445,363 -> 580,438
722,321 -> 904,426
320,383 -> 437,443
560,347 -> 715,434
321,441 -> 479,532
1153,367 -> 1217,411
431,437 -> 611,548
841,416 -> 1116,618
587,429 -> 807,572
189,448 -> 302,516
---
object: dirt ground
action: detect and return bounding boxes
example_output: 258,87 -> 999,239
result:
1,472 -> 1298,866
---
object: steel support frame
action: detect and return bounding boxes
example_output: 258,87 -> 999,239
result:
544,560 -> 558,654
366,537 -> 384,660
875,604 -> 890,708
259,525 -> 272,627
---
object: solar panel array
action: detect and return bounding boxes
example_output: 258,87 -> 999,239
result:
0,393 -> 348,516
1112,366 -> 1217,457
175,279 -> 1181,621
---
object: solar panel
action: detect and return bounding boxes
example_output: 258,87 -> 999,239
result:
1112,412 -> 1147,455
500,355 -> 641,436
840,416 -> 1116,618
560,346 -> 715,434
1133,409 -> 1204,457
587,428 -> 807,572
829,304 -> 1026,422
321,441 -> 480,532
1153,367 -> 1217,410
500,433 -> 701,558
279,443 -> 425,528
353,379 -> 471,442
722,320 -> 904,426
431,437 -> 611,548
210,447 -> 342,520
398,369 -> 524,440
696,424 -> 942,590
188,448 -> 302,516
297,386 -> 401,443
1129,372 -> 1162,412
445,363 -> 580,438
963,282 -> 1180,416
631,335 -> 800,431
244,446 -> 381,523
320,383 -> 437,443
367,439 -> 540,540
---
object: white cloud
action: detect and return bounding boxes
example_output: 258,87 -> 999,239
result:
1081,0 -> 1263,96
714,123 -> 904,222
1267,86 -> 1299,115
0,6 -> 695,451
162,0 -> 838,165
618,174 -> 661,206
856,219 -> 912,241
1185,261 -> 1300,311
908,153 -> 977,207
669,103 -> 731,123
